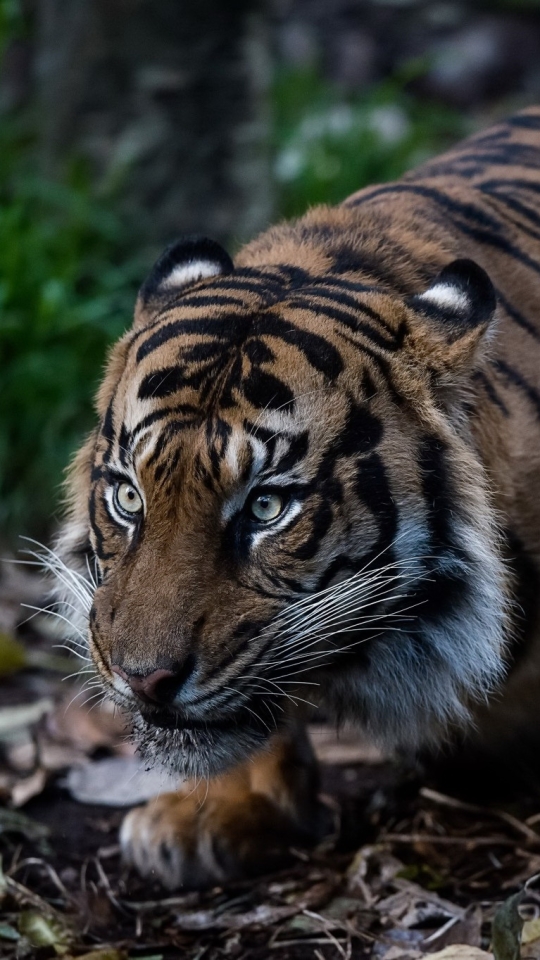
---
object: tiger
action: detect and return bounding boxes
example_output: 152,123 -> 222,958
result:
53,105 -> 540,889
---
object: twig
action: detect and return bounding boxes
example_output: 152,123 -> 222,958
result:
302,910 -> 348,959
270,937 -> 349,949
381,833 -> 516,847
420,787 -> 540,844
7,857 -> 72,903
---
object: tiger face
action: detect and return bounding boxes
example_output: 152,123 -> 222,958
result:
59,235 -> 508,779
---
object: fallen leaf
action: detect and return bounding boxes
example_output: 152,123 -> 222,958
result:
492,891 -> 524,960
64,756 -> 180,806
376,879 -> 463,928
425,947 -> 493,960
309,723 -> 386,765
10,767 -> 47,807
174,880 -> 333,931
429,906 -> 483,950
521,917 -> 540,959
373,927 -> 425,960
18,910 -> 74,954
348,844 -> 404,900
0,699 -> 53,742
522,918 -> 540,945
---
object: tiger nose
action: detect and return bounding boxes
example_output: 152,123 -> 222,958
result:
111,662 -> 194,705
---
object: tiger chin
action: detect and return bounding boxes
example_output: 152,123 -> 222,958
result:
52,106 -> 540,889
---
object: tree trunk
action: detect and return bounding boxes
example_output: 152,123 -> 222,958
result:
35,0 -> 272,250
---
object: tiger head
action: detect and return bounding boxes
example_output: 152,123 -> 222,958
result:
56,226 -> 508,778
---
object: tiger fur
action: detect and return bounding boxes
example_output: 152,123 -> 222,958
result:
55,106 -> 540,888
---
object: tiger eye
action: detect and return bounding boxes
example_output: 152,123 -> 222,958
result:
249,492 -> 283,523
115,482 -> 143,516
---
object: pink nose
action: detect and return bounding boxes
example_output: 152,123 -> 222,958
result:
111,665 -> 177,705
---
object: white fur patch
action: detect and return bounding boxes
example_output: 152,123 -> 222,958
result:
419,283 -> 469,313
161,259 -> 222,290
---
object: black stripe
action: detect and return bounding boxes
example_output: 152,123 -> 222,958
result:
136,315 -> 239,362
292,500 -> 333,561
472,370 -> 509,416
355,451 -> 398,552
349,183 -> 504,233
332,402 -> 382,458
288,297 -> 404,351
508,114 -> 540,130
491,359 -> 540,419
481,178 -> 540,197
290,284 -> 396,337
481,187 -> 540,232
138,367 -> 190,400
417,436 -> 453,550
272,431 -> 309,474
252,315 -> 345,381
495,289 -> 540,342
242,368 -> 295,412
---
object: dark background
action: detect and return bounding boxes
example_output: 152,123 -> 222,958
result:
1,0 -> 540,545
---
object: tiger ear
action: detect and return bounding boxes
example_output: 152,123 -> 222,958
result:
134,235 -> 234,327
407,259 -> 497,373
411,259 -> 496,335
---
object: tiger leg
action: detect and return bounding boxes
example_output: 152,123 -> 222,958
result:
120,723 -> 322,889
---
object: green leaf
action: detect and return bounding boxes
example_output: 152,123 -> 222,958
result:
18,910 -> 74,954
492,889 -> 524,960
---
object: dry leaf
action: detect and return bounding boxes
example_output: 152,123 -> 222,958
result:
373,927 -> 425,960
309,722 -> 386,765
521,918 -> 540,959
376,879 -> 464,928
425,947 -> 493,960
522,918 -> 540,945
0,699 -> 53,742
11,767 -> 47,807
64,755 -> 180,806
348,843 -> 404,899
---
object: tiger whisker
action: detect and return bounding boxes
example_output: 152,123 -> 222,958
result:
265,557 -> 425,633
267,597 -> 429,669
268,600 -> 430,680
20,603 -> 89,646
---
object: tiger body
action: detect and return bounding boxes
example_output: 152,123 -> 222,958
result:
58,107 -> 540,887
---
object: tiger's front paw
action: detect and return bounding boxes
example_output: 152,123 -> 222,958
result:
120,788 -> 308,889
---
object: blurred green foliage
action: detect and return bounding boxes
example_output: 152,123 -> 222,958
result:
0,137 -> 143,541
0,54 -> 465,543
273,67 -> 467,219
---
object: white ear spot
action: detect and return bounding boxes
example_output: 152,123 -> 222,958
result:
418,283 -> 470,313
162,259 -> 223,290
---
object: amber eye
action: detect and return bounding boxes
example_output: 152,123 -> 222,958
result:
114,482 -> 143,517
248,491 -> 284,524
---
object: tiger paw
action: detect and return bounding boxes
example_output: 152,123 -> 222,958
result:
120,788 -> 309,889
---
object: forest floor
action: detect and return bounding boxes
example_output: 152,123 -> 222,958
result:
2,565 -> 540,960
